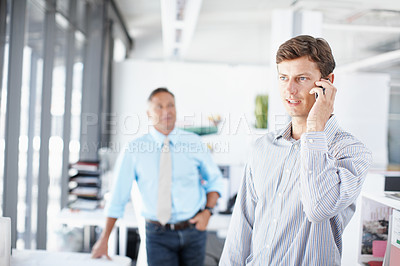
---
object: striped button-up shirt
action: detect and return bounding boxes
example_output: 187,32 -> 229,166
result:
220,116 -> 372,266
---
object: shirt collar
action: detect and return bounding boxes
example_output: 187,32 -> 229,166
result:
149,126 -> 179,146
273,121 -> 293,142
273,115 -> 339,144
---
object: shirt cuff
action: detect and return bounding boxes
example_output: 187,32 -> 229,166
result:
301,131 -> 328,152
205,186 -> 224,198
105,204 -> 124,219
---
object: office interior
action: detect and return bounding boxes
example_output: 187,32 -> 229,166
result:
0,0 -> 400,265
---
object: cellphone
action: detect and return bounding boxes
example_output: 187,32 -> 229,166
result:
315,86 -> 324,99
315,78 -> 330,99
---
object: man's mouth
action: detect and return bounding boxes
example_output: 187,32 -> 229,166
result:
161,116 -> 172,121
286,99 -> 301,104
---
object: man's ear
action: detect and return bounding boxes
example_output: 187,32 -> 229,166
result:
146,110 -> 150,118
327,73 -> 334,83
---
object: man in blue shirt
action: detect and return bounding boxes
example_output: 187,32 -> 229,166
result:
91,88 -> 224,266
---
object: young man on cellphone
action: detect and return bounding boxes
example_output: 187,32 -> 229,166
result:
220,35 -> 372,265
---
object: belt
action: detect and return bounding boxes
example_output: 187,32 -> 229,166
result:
146,219 -> 194,230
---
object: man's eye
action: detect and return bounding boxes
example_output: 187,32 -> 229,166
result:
299,77 -> 307,81
279,76 -> 287,81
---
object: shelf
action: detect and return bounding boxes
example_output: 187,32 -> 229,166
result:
70,176 -> 100,186
67,161 -> 102,207
362,192 -> 400,210
180,126 -> 218,136
70,161 -> 100,172
70,187 -> 100,198
358,192 -> 400,264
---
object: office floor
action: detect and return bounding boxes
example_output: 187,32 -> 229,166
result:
204,232 -> 225,266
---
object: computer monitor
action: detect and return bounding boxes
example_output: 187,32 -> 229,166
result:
384,175 -> 400,200
385,176 -> 400,192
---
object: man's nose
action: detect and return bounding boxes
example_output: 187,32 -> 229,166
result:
285,79 -> 297,95
162,108 -> 169,115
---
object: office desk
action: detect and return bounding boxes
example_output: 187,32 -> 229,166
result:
11,249 -> 131,266
58,204 -> 231,230
57,204 -> 137,228
57,204 -> 231,257
57,204 -> 137,256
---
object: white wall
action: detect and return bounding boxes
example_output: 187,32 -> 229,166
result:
334,73 -> 390,169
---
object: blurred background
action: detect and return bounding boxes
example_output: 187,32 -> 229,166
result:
0,0 -> 399,265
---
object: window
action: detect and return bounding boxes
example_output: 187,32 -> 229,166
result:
388,80 -> 400,167
0,0 -> 12,218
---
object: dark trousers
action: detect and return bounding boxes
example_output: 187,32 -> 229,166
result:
145,222 -> 207,266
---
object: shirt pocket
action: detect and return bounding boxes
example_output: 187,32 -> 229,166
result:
172,153 -> 200,185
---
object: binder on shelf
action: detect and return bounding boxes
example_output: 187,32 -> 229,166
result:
70,161 -> 100,172
70,176 -> 100,187
69,169 -> 101,177
70,187 -> 99,198
67,160 -> 102,207
68,198 -> 99,210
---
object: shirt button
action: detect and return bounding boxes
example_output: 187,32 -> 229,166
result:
266,245 -> 270,249
286,169 -> 290,173
308,139 -> 314,143
278,192 -> 282,197
308,170 -> 312,174
273,218 -> 277,223
294,144 -> 298,150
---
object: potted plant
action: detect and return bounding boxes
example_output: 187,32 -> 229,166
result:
255,94 -> 268,129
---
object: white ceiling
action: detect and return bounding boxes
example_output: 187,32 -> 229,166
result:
115,0 -> 400,75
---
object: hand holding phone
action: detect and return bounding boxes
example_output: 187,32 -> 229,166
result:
315,86 -> 325,99
315,78 -> 329,99
307,77 -> 336,132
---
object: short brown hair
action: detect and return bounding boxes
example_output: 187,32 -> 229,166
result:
148,87 -> 175,102
276,35 -> 336,78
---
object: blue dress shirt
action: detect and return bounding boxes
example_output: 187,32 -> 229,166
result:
106,127 -> 224,224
